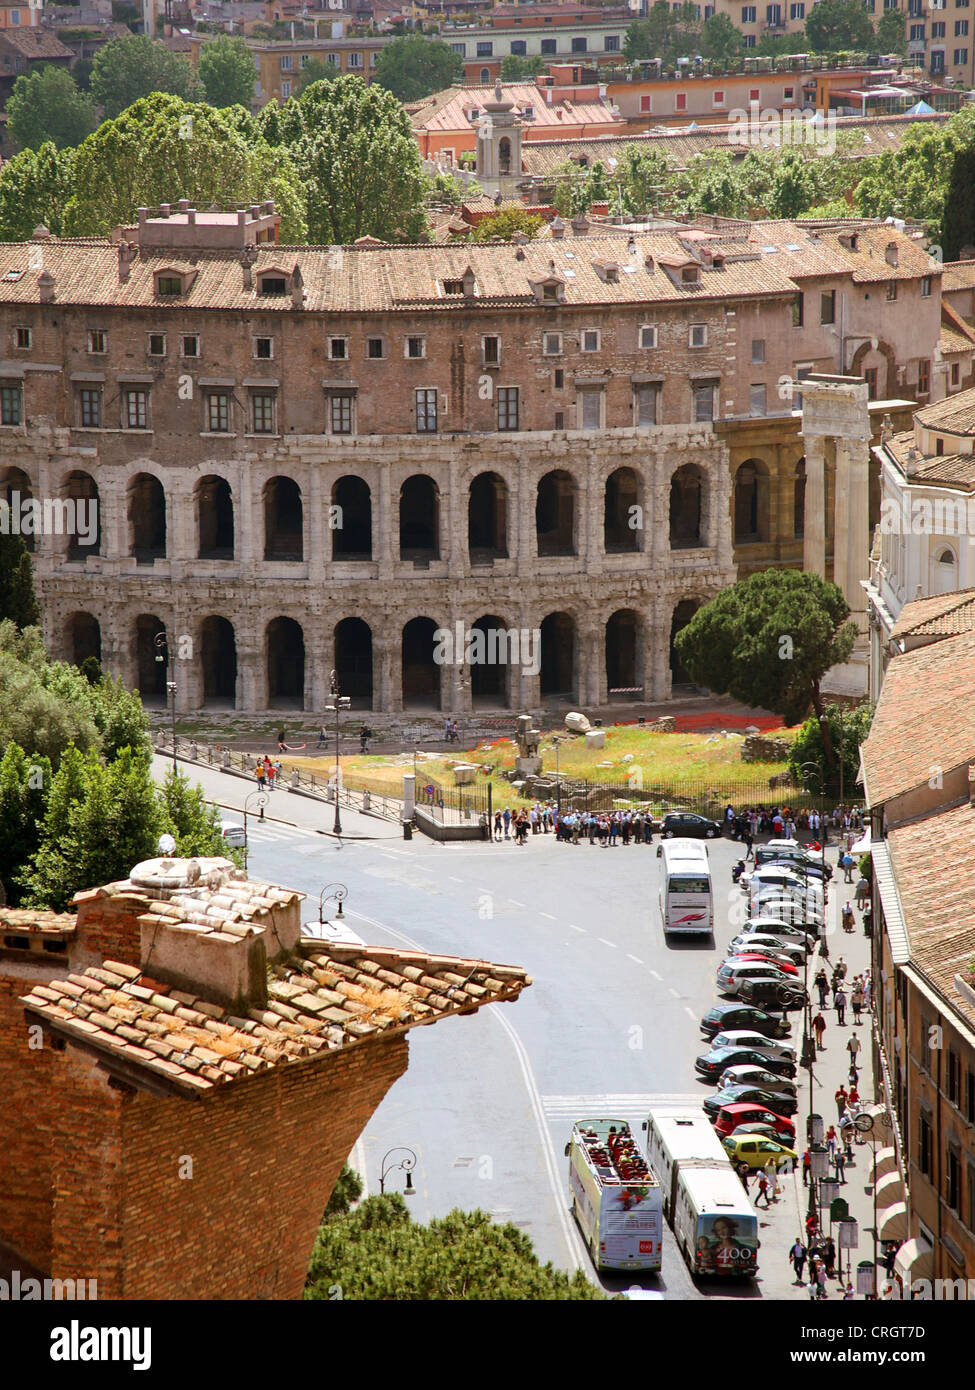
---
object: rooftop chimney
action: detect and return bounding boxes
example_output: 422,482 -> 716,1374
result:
117,241 -> 134,283
159,203 -> 171,218
37,269 -> 55,304
291,262 -> 305,310
885,240 -> 899,267
550,215 -> 565,240
177,199 -> 190,213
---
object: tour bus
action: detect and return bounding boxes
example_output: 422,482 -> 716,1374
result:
659,839 -> 713,936
566,1119 -> 664,1272
642,1107 -> 731,1219
671,1164 -> 759,1279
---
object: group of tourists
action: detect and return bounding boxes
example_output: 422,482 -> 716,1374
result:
255,755 -> 283,792
728,803 -> 864,845
790,1236 -> 853,1300
489,805 -> 657,844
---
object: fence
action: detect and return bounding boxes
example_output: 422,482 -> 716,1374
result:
415,773 -> 492,828
552,776 -> 864,821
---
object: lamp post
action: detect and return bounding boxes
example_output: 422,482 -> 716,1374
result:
155,631 -> 177,778
326,670 -> 351,836
552,735 -> 562,815
379,1146 -> 417,1196
318,882 -> 348,926
243,791 -> 267,872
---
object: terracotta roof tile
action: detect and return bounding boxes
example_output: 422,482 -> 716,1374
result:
411,81 -> 618,135
942,260 -> 975,293
888,588 -> 975,641
915,384 -> 975,434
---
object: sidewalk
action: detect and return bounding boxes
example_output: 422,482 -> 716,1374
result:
747,878 -> 879,1301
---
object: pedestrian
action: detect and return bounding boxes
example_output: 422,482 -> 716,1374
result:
808,1274 -> 819,1301
824,1236 -> 837,1279
502,807 -> 511,840
766,1159 -> 780,1202
843,1284 -> 855,1301
266,760 -> 275,792
277,728 -> 286,752
842,901 -> 855,934
839,1112 -> 855,1160
834,1148 -> 846,1183
815,967 -> 829,1009
883,1241 -> 898,1277
256,763 -> 266,792
835,1084 -> 848,1119
805,1211 -> 819,1242
316,725 -> 327,749
813,1012 -> 827,1050
835,986 -> 847,1026
852,985 -> 864,1025
825,1124 -> 838,1158
744,828 -> 754,859
847,1032 -> 862,1068
817,1259 -> 828,1299
802,1148 -> 811,1186
359,724 -> 372,754
755,1169 -> 771,1207
790,1238 -> 807,1284
493,810 -> 502,842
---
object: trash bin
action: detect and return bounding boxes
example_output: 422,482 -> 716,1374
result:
403,821 -> 412,841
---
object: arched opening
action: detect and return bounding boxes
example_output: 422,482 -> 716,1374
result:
606,609 -> 642,699
332,476 -> 372,560
499,136 -> 512,174
263,477 -> 303,561
604,467 -> 640,553
540,611 -> 576,700
135,614 -> 168,704
402,616 -> 441,709
480,67 -> 490,83
267,617 -> 305,706
400,475 -> 439,562
63,471 -> 101,559
670,463 -> 704,548
127,473 -> 166,562
0,467 -> 34,553
201,616 -> 237,705
536,470 -> 575,556
470,613 -> 510,707
670,599 -> 701,688
733,459 -> 770,544
67,612 -> 101,668
196,475 -> 234,559
334,617 -> 373,707
933,545 -> 957,596
468,471 -> 508,563
793,457 -> 806,539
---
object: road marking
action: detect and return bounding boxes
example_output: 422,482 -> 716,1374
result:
540,912 -> 556,920
626,953 -> 644,965
648,969 -> 662,981
448,876 -> 463,883
509,899 -> 525,908
543,1093 -> 702,1122
568,924 -> 585,934
685,1007 -> 697,1021
597,937 -> 616,948
668,986 -> 680,998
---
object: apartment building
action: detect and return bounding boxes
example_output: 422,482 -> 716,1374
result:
188,29 -> 390,103
442,15 -> 633,82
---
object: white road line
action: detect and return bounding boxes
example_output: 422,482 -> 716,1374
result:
346,906 -> 583,1272
626,953 -> 644,965
509,899 -> 525,908
540,912 -> 556,920
448,876 -> 463,883
597,937 -> 616,948
569,924 -> 585,934
668,987 -> 680,998
649,969 -> 662,981
685,1007 -> 697,1021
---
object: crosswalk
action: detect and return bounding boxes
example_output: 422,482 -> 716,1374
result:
542,1093 -> 704,1129
244,821 -> 324,845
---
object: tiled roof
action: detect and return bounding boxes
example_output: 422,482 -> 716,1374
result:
0,28 -> 73,59
906,453 -> 975,490
940,309 -> 975,357
942,260 -> 975,294
915,385 -> 975,434
21,942 -> 530,1097
888,587 -> 975,641
410,81 -> 619,134
888,800 -> 975,1028
0,908 -> 75,937
860,626 -> 975,806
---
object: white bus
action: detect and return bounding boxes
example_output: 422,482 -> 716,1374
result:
659,839 -> 713,936
566,1119 -> 664,1272
642,1107 -> 731,1219
672,1164 -> 759,1279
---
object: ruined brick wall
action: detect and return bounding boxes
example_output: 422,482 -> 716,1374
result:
0,973 -> 56,1270
74,896 -> 143,969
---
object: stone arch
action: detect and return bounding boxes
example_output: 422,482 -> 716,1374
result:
536,469 -> 576,556
669,462 -> 705,548
266,616 -> 305,706
0,466 -> 34,552
605,608 -> 644,699
61,470 -> 101,559
793,457 -> 806,539
539,611 -> 576,700
499,136 -> 512,174
332,475 -> 372,560
670,597 -> 703,688
201,616 -> 237,705
335,617 -> 373,707
135,614 -> 168,703
67,611 -> 101,668
400,475 -> 440,562
196,475 -> 234,560
127,472 -> 167,562
402,616 -> 441,709
468,471 -> 508,563
479,66 -> 491,83
263,476 -> 303,562
604,466 -> 641,553
470,613 -> 511,707
733,458 -> 771,544
849,338 -> 897,399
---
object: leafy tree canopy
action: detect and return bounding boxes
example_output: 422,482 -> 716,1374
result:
295,57 -> 339,94
7,66 -> 98,152
199,34 -> 256,109
804,0 -> 875,51
468,205 -> 542,241
0,534 -> 39,629
0,141 -> 76,240
90,33 -> 204,118
500,54 -> 546,80
372,35 -> 463,102
788,702 -> 874,798
700,12 -> 743,59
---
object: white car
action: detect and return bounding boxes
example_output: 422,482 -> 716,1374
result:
709,1030 -> 797,1061
716,959 -> 794,996
219,819 -> 246,848
739,915 -> 812,942
728,933 -> 807,965
717,1064 -> 799,1097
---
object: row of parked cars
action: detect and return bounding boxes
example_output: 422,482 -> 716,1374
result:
692,840 -> 833,1171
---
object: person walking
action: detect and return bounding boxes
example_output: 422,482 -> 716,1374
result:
256,762 -> 266,793
834,1148 -> 846,1184
817,1258 -> 829,1299
852,984 -> 864,1025
755,1169 -> 771,1208
316,725 -> 327,749
277,728 -> 286,752
802,1148 -> 811,1186
847,1032 -> 862,1073
835,1084 -> 848,1120
813,1012 -> 827,1050
493,810 -> 503,842
790,1238 -> 808,1285
502,807 -> 511,840
815,967 -> 829,1009
835,986 -> 847,1027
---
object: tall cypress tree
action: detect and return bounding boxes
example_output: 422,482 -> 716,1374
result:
941,141 -> 975,262
0,533 -> 39,629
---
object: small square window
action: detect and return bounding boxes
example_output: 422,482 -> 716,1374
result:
406,336 -> 426,359
582,329 -> 600,352
0,382 -> 21,425
181,335 -> 200,358
254,337 -> 274,360
329,337 -> 348,360
639,325 -> 657,349
15,326 -> 31,350
156,275 -> 182,297
544,332 -> 562,356
124,388 -> 148,430
329,393 -> 354,435
367,337 -> 385,359
690,324 -> 707,348
147,333 -> 166,357
88,330 -> 107,354
258,275 -> 287,296
252,391 -> 276,434
751,339 -> 765,364
207,392 -> 230,433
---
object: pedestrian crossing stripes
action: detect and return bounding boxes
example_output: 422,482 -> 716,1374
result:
542,1094 -> 703,1123
244,821 -> 324,844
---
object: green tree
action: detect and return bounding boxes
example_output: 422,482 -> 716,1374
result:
324,1163 -> 364,1219
158,767 -> 234,858
672,569 -> 858,729
854,109 -> 975,234
7,66 -> 97,151
469,206 -> 543,240
788,702 -> 874,798
0,535 -> 39,629
90,34 -> 204,117
874,7 -> 907,53
941,134 -> 975,260
90,672 -> 150,764
500,53 -> 546,80
804,0 -> 875,51
700,12 -> 743,59
372,35 -> 463,102
288,76 -> 428,243
617,144 -> 673,216
765,148 -> 819,218
0,625 -> 101,768
624,2 -> 694,61
304,1194 -> 603,1300
0,142 -> 76,240
199,34 -> 256,108
294,57 -> 339,93
0,742 -> 50,908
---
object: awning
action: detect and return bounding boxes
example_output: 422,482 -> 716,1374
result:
851,831 -> 871,854
871,1146 -> 898,1181
875,1171 -> 905,1209
880,1201 -> 908,1241
865,1102 -> 893,1135
894,1236 -> 933,1283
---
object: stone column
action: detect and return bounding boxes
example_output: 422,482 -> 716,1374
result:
802,435 -> 827,577
846,435 -> 871,634
376,634 -> 401,713
237,636 -> 263,712
650,469 -> 670,569
307,625 -> 332,717
377,462 -> 395,580
307,463 -> 324,576
168,475 -> 194,561
239,467 -> 258,581
833,439 -> 851,600
649,594 -> 671,702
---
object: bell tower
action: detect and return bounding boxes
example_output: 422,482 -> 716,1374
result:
475,81 -> 525,199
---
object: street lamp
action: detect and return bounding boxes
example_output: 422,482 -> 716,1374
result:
326,670 -> 352,836
243,791 -> 267,872
155,631 -> 177,778
552,735 -> 562,815
318,882 -> 348,925
379,1146 -> 417,1196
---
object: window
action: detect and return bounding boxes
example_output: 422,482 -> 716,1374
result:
936,436 -> 944,454
919,1113 -> 933,1180
416,388 -> 437,433
280,55 -> 293,70
79,387 -> 102,428
511,39 -> 527,54
921,275 -> 932,297
367,337 -> 385,359
329,393 -> 353,435
544,332 -> 563,356
254,336 -> 274,360
476,41 -> 493,56
784,86 -> 794,99
743,33 -> 756,46
482,335 -> 501,366
329,337 -> 348,361
957,17 -> 969,33
751,339 -> 765,364
948,1049 -> 961,1106
347,53 -> 362,68
299,53 -> 309,67
554,411 -> 565,430
690,324 -> 707,348
790,2 -> 804,16
948,1145 -> 961,1211
541,37 -> 557,53
451,42 -> 466,55
206,392 -> 230,433
639,325 -> 657,349
933,20 -> 946,35
749,87 -> 760,101
582,329 -> 600,352
910,22 -> 925,39
571,35 -> 587,51
955,47 -> 969,61
952,362 -> 961,387
918,359 -> 931,394
820,290 -> 836,325
181,335 -> 200,358
713,88 -> 724,104
886,281 -> 898,302
0,383 -> 21,425
793,292 -> 804,327
147,333 -> 166,357
580,388 -> 601,430
156,275 -> 183,297
87,330 -> 107,354
123,388 -> 148,430
258,275 -> 287,296
742,4 -> 756,17
749,384 -> 767,416
554,368 -> 564,389
497,386 -> 519,430
406,336 -> 426,359
281,80 -> 291,98
9,9 -> 18,22
693,379 -> 717,422
966,1071 -> 975,1124
767,2 -> 781,21
676,92 -> 687,111
640,94 -> 652,112
15,327 -> 31,350
968,1165 -> 975,1230
864,366 -> 878,399
606,34 -> 621,50
248,391 -> 274,434
635,382 -> 658,425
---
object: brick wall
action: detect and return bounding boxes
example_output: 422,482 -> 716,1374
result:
73,894 -> 144,968
0,974 -> 55,1270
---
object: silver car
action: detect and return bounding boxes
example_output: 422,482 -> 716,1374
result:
709,1029 -> 797,1061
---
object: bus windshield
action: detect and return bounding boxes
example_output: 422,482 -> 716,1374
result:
669,875 -> 709,894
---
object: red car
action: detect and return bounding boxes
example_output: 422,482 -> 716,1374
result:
727,952 -> 799,977
713,1101 -> 796,1146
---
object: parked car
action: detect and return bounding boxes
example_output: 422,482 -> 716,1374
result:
758,841 -> 833,879
219,820 -> 246,848
708,1031 -> 796,1061
695,1046 -> 797,1081
723,951 -> 799,977
661,812 -> 723,839
716,1065 -> 799,1097
722,1135 -> 798,1171
738,977 -> 807,1011
728,933 -> 807,965
699,1003 -> 791,1040
716,959 -> 795,996
703,1085 -> 798,1119
724,1122 -> 792,1146
713,1102 -> 795,1145
740,915 -> 818,942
